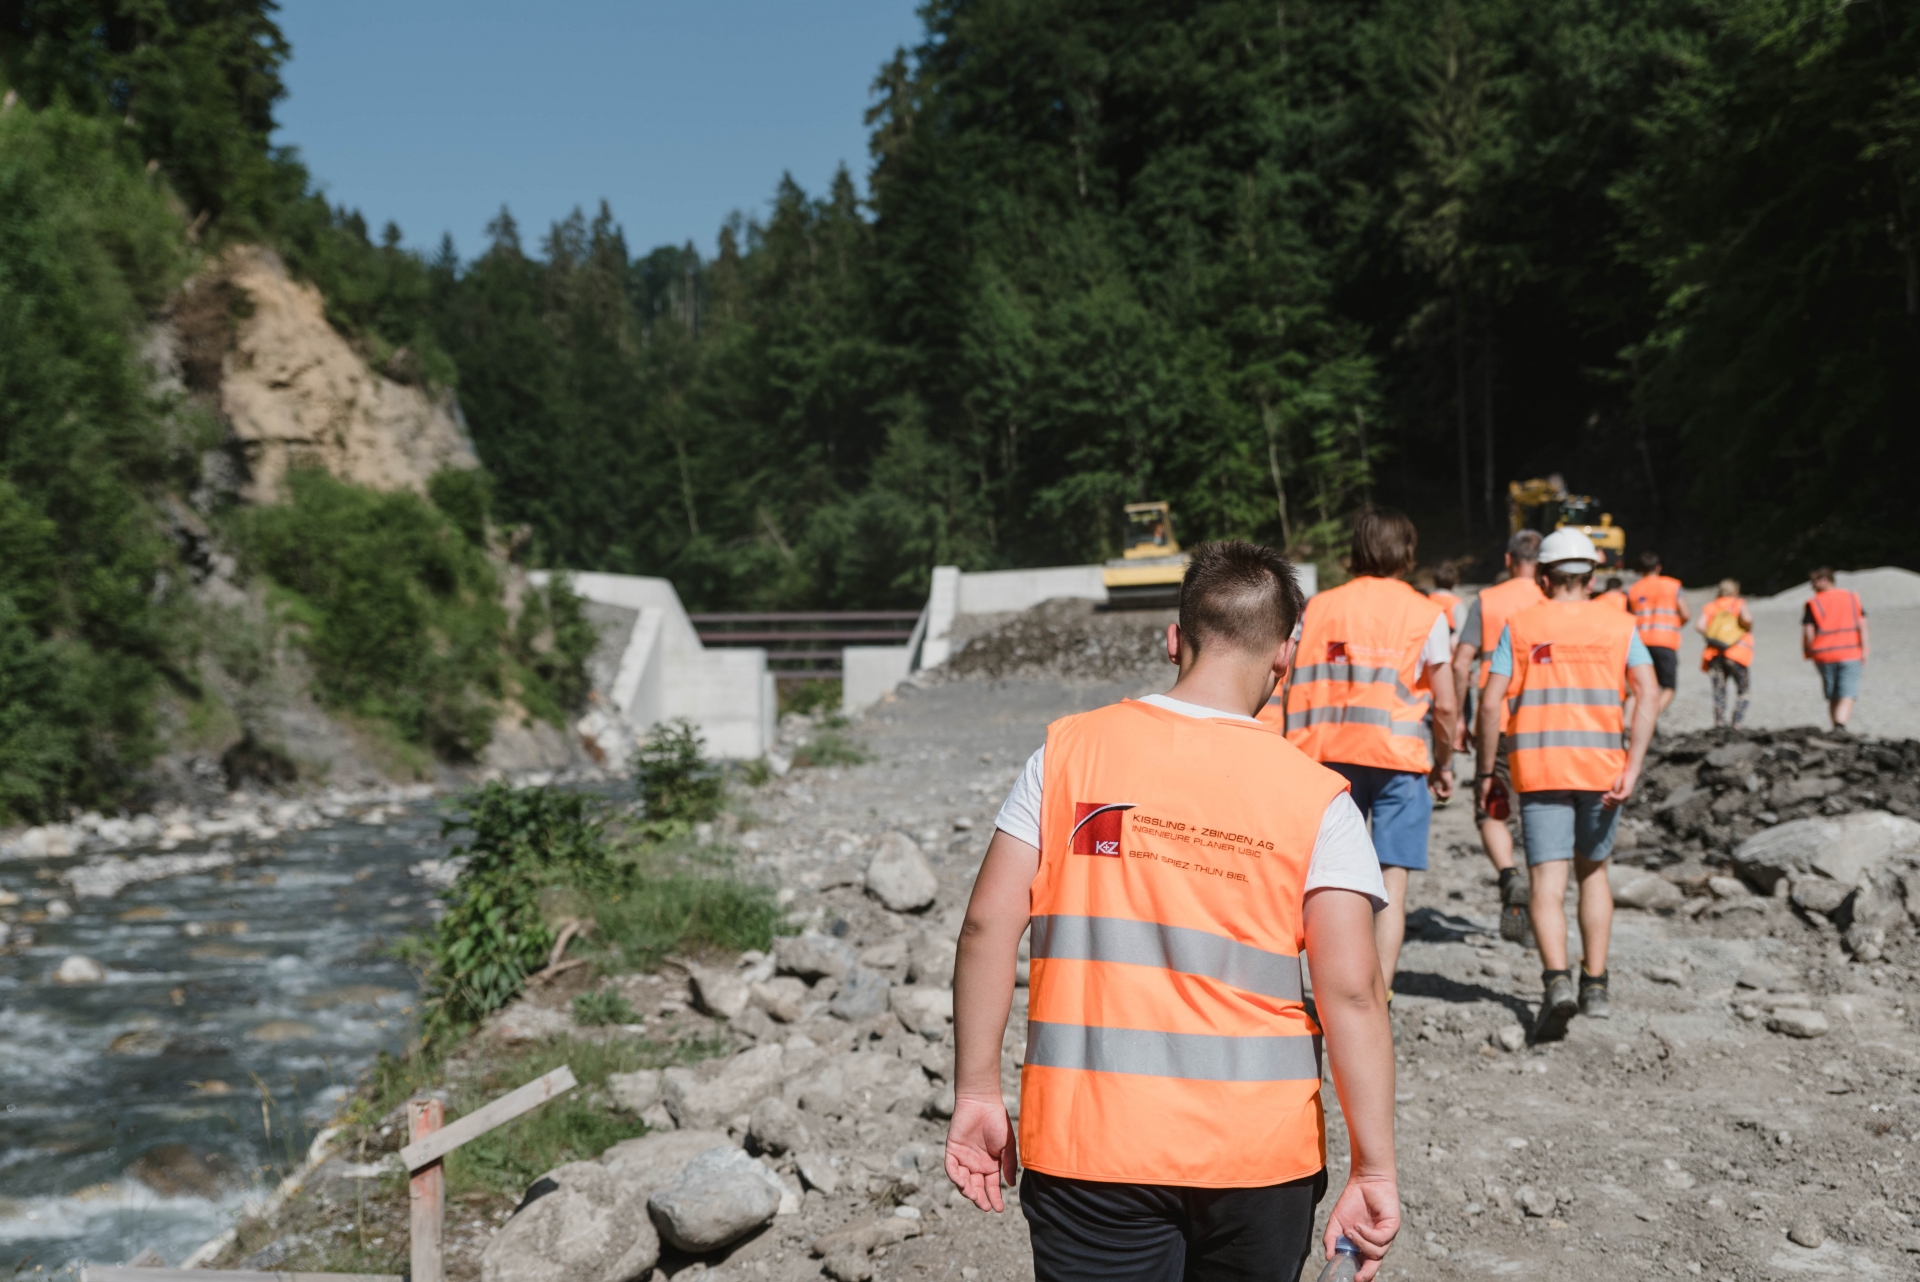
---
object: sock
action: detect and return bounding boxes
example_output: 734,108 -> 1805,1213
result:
1580,968 -> 1608,987
1541,968 -> 1571,986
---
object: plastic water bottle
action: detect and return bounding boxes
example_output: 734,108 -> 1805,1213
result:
1312,1235 -> 1361,1282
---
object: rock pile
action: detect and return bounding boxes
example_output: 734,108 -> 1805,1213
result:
942,598 -> 1174,682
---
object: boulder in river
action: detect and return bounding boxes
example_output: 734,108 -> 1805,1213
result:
128,1144 -> 236,1197
480,1159 -> 659,1282
53,955 -> 106,984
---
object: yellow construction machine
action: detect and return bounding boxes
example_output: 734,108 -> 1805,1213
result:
1102,500 -> 1189,608
1508,475 -> 1626,569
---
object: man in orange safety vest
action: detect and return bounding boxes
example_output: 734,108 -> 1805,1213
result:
1802,567 -> 1868,731
1264,508 -> 1456,998
1475,529 -> 1660,1042
1626,551 -> 1689,717
1449,529 -> 1542,943
948,542 -> 1401,1282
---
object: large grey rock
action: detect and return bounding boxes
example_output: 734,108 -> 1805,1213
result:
750,975 -> 809,1022
687,963 -> 751,1019
907,931 -> 957,987
774,932 -> 855,982
748,1096 -> 810,1156
1771,775 -> 1844,807
1734,810 -> 1920,893
787,1048 -> 928,1118
647,1146 -> 783,1251
865,831 -> 938,912
662,1044 -> 785,1129
599,1129 -> 733,1187
606,1070 -> 661,1114
890,985 -> 954,1038
829,965 -> 893,1020
54,955 -> 106,984
1704,741 -> 1760,769
1609,869 -> 1682,912
1767,1008 -> 1830,1039
481,1160 -> 658,1282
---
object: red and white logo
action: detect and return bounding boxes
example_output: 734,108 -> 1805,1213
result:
1326,641 -> 1349,663
1531,642 -> 1554,665
1070,802 -> 1135,856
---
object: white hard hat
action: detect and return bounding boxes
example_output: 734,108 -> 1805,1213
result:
1538,527 -> 1600,572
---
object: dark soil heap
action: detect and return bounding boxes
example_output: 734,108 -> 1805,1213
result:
941,599 -> 1176,683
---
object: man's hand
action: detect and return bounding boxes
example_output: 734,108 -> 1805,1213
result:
1601,763 -> 1640,808
945,1095 -> 1017,1211
1322,1175 -> 1401,1282
1428,764 -> 1454,802
1475,774 -> 1494,811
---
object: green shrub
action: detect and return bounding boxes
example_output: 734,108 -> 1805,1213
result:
634,720 -> 725,829
421,784 -> 612,1037
235,471 -> 507,758
589,868 -> 786,972
571,988 -> 638,1027
792,729 -> 869,768
512,574 -> 598,726
779,679 -> 842,717
428,466 -> 494,547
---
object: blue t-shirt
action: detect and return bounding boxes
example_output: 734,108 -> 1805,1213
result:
1488,624 -> 1652,677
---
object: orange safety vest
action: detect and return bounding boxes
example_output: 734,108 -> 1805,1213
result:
1262,576 -> 1444,773
1501,601 -> 1635,793
1628,573 -> 1684,650
1429,590 -> 1461,630
1474,575 -> 1546,688
1805,588 -> 1864,663
1024,699 -> 1346,1187
1699,596 -> 1753,670
1596,589 -> 1630,614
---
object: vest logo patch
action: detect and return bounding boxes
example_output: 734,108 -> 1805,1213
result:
1070,802 -> 1135,856
1530,643 -> 1554,665
1326,641 -> 1349,662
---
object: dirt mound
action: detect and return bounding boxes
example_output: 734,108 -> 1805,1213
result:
940,598 -> 1175,682
1635,726 -> 1919,862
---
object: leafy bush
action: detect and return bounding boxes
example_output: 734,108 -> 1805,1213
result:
571,988 -> 638,1027
511,575 -> 598,727
634,720 -> 725,829
427,466 -> 494,547
792,729 -> 869,768
421,784 -> 611,1037
589,868 -> 786,972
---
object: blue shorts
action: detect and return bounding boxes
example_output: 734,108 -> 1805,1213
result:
1818,660 -> 1861,701
1518,791 -> 1620,865
1327,763 -> 1431,871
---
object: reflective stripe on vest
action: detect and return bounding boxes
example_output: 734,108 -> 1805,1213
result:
1629,574 -> 1684,650
1268,576 -> 1444,773
1700,597 -> 1753,670
1807,589 -> 1864,663
1501,601 -> 1633,793
1024,699 -> 1345,1187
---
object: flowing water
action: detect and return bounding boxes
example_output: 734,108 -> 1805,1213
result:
0,799 -> 448,1273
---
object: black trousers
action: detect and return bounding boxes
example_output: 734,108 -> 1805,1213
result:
1021,1168 -> 1329,1282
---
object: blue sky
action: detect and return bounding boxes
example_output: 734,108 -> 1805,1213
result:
273,1 -> 924,260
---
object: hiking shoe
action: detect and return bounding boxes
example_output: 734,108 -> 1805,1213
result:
1498,869 -> 1534,945
1579,971 -> 1610,1019
1532,972 -> 1578,1043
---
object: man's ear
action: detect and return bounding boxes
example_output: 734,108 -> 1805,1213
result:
1165,622 -> 1183,667
1273,636 -> 1297,680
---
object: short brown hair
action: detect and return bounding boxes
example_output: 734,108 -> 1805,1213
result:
1432,562 -> 1459,590
1638,550 -> 1662,573
1349,508 -> 1417,578
1507,530 -> 1541,563
1178,541 -> 1305,658
1544,565 -> 1593,594
1809,566 -> 1835,585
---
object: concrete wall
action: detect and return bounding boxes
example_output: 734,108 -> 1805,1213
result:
843,646 -> 915,716
532,571 -> 776,760
957,564 -> 1109,613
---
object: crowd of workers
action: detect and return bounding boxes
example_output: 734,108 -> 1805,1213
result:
941,515 -> 1873,1282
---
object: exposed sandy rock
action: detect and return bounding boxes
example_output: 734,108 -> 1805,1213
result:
216,245 -> 478,502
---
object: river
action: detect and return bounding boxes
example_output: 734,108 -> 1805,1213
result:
0,797 -> 449,1273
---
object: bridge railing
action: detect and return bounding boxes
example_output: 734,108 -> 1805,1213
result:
690,611 -> 921,681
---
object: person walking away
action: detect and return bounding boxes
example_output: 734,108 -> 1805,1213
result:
1476,529 -> 1660,1042
1449,530 -> 1544,942
1428,564 -> 1462,639
1596,577 -> 1630,612
1627,552 -> 1688,717
947,541 -> 1401,1282
1803,567 -> 1868,731
1264,508 -> 1455,999
1696,580 -> 1753,729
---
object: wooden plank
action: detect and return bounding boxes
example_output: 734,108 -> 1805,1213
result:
84,1270 -> 399,1281
408,1099 -> 444,1282
398,1065 -> 577,1172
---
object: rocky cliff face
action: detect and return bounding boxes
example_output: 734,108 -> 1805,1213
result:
214,245 -> 477,501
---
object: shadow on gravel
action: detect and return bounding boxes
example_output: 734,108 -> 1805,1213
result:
1392,970 -> 1535,1023
1406,905 -> 1490,942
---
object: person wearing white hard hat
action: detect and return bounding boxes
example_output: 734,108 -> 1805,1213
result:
1473,527 -> 1661,1042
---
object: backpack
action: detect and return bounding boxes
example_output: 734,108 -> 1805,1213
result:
1704,607 -> 1746,649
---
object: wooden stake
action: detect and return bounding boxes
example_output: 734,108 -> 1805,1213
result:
408,1098 -> 445,1282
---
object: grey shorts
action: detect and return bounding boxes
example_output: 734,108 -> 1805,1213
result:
1518,790 -> 1621,865
1818,660 -> 1861,701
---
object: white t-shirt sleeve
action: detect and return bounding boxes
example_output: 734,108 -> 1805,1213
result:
1304,792 -> 1389,910
1420,613 -> 1452,669
997,744 -> 1387,909
993,746 -> 1047,848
